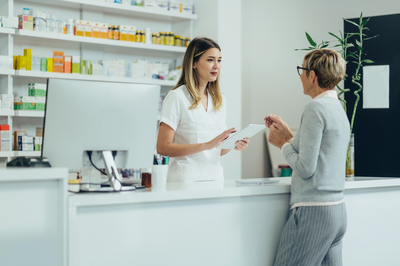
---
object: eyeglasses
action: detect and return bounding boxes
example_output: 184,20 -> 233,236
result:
297,66 -> 310,76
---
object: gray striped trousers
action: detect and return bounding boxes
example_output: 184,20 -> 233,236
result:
273,203 -> 347,266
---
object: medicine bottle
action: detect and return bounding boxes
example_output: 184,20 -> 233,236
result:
108,25 -> 114,39
141,168 -> 152,188
136,30 -> 141,42
113,26 -> 120,40
163,32 -> 169,45
160,32 -> 165,45
140,30 -> 145,43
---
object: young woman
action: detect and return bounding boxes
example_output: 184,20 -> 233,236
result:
157,37 -> 249,182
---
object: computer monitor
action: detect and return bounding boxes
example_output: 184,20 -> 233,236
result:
42,78 -> 160,191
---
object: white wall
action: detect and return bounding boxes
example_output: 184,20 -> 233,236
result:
241,0 -> 400,178
194,0 -> 242,180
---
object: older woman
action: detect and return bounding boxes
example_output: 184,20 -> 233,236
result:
266,49 -> 350,266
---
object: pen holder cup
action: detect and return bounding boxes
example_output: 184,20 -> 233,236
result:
152,165 -> 169,188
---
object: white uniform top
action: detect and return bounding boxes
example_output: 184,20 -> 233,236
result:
159,85 -> 227,182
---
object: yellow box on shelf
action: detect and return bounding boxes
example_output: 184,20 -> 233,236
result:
47,58 -> 53,72
23,49 -> 32,71
16,56 -> 27,70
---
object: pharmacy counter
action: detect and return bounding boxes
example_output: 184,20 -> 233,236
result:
67,176 -> 400,266
0,168 -> 68,266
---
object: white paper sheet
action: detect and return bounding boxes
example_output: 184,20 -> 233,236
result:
362,65 -> 390,109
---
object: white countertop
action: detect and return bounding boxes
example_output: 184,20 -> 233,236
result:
68,176 -> 400,207
0,167 -> 68,182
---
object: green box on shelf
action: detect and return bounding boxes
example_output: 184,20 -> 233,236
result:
29,83 -> 47,97
35,97 -> 45,111
22,102 -> 36,110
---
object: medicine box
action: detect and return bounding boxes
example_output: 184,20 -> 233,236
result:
35,136 -> 42,151
53,51 -> 64,73
1,94 -> 13,111
18,15 -> 33,30
29,83 -> 47,97
92,22 -> 101,38
24,49 -> 32,71
120,25 -> 129,41
0,125 -> 11,152
72,56 -> 80,73
35,97 -> 46,111
74,20 -> 84,36
36,127 -> 43,137
18,96 -> 36,110
64,56 -> 72,73
2,16 -> 18,29
14,131 -> 26,150
100,23 -> 108,39
83,21 -> 93,37
47,58 -> 53,72
22,136 -> 34,151
0,56 -> 13,70
128,26 -> 136,42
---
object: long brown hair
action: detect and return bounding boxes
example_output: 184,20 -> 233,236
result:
172,37 -> 223,111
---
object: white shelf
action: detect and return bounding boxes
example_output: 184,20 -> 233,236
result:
15,70 -> 177,86
0,27 -> 15,35
0,110 -> 14,116
0,69 -> 15,76
14,151 -> 41,157
17,30 -> 187,54
0,151 -> 14,157
14,111 -> 45,117
25,0 -> 197,21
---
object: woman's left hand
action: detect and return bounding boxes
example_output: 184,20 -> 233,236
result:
234,138 -> 250,151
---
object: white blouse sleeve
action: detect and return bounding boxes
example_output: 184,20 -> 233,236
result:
159,90 -> 181,131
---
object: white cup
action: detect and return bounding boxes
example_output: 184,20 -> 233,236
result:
152,165 -> 169,188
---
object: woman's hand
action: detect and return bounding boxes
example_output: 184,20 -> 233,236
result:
265,114 -> 294,149
234,138 -> 250,151
206,127 -> 236,150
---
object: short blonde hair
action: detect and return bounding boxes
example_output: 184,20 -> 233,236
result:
303,49 -> 346,89
172,37 -> 223,111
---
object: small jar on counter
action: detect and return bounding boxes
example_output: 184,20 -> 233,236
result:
141,167 -> 152,188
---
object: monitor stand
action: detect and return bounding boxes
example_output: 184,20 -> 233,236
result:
79,151 -> 136,192
102,150 -> 125,191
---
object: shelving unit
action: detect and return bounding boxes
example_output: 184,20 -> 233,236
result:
14,111 -> 45,117
15,70 -> 177,86
0,0 -> 195,161
0,110 -> 14,116
0,27 -> 15,34
0,69 -> 15,76
25,0 -> 197,21
16,30 -> 187,54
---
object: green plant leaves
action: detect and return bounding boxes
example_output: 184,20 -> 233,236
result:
362,59 -> 374,64
306,32 -> 317,47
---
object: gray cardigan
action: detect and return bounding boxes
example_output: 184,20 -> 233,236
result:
282,97 -> 350,204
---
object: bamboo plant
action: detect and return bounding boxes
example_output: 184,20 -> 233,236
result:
295,13 -> 378,176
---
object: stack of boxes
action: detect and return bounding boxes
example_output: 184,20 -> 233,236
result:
14,83 -> 46,111
14,127 -> 42,152
13,48 -> 174,80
